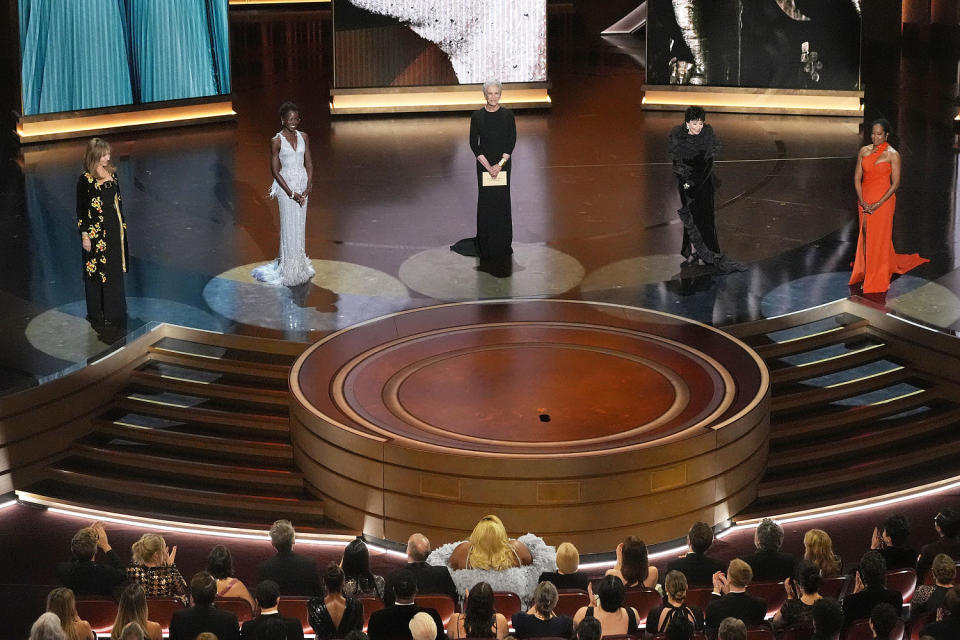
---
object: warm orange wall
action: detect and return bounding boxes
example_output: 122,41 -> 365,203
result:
905,0 -> 960,24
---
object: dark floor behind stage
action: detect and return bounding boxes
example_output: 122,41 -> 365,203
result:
0,6 -> 958,395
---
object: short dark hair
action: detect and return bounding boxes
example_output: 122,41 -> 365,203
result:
812,598 -> 843,637
576,617 -> 602,640
392,569 -> 417,600
190,571 -> 217,606
684,106 -> 706,123
279,101 -> 300,119
597,575 -> 625,612
882,514 -> 910,546
688,522 -> 714,554
797,561 -> 823,595
870,602 -> 898,638
859,551 -> 887,588
206,545 -> 233,580
255,580 -> 280,608
70,528 -> 98,561
756,518 -> 784,551
936,508 -> 960,538
323,561 -> 345,594
871,118 -> 892,135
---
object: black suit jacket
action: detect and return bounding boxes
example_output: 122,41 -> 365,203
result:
739,549 -> 797,582
367,604 -> 446,640
840,586 -> 902,632
56,550 -> 127,597
704,591 -> 767,631
241,613 -> 304,640
383,562 -> 458,606
169,604 -> 240,640
665,553 -> 726,588
257,550 -> 321,597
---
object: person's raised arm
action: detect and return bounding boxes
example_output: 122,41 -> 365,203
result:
270,136 -> 299,203
854,147 -> 866,211
302,132 -> 314,197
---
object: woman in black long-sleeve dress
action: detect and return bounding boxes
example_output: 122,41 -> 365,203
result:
452,80 -> 517,276
77,137 -> 128,332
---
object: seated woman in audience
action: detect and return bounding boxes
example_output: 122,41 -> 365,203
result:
207,544 -> 256,610
449,581 -> 509,639
449,515 -> 533,570
31,612 -> 66,640
538,542 -> 590,591
572,575 -> 640,637
871,513 -> 918,570
646,570 -> 704,634
772,562 -> 823,633
342,537 -> 386,598
912,553 -> 956,618
112,583 -> 163,640
804,529 -> 842,578
310,562 -> 364,639
605,536 -> 658,589
126,533 -> 188,606
511,581 -> 574,639
46,587 -> 95,640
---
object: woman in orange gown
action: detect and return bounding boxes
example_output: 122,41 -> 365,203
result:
849,119 -> 928,294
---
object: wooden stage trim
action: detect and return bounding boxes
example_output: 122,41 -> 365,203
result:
290,300 -> 770,552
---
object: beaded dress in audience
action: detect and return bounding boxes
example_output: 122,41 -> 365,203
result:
126,534 -> 189,606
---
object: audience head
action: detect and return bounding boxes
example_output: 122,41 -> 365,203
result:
30,613 -> 65,640
575,617 -> 602,640
881,514 -> 910,547
717,617 -> 746,640
467,514 -> 515,570
555,542 -> 580,574
935,508 -> 960,538
130,534 -> 165,565
269,519 -> 295,552
869,602 -> 898,640
342,537 -> 372,577
409,611 -> 438,640
195,634 -> 218,640
70,527 -> 98,561
406,533 -> 431,562
664,613 -> 694,640
112,584 -> 149,640
392,568 -> 417,602
932,553 -> 957,585
726,558 -> 753,589
803,529 -> 839,575
755,518 -> 784,551
597,575 -> 626,612
190,571 -> 217,606
619,536 -> 649,585
858,550 -> 887,589
684,106 -> 706,124
45,588 -> 79,633
796,561 -> 823,596
464,582 -> 496,638
533,581 -> 558,617
118,622 -> 144,640
255,580 -> 281,609
688,522 -> 714,554
812,598 -> 844,638
664,570 -> 689,603
207,544 -> 235,580
323,562 -> 346,595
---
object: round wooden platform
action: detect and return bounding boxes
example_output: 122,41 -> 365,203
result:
290,300 -> 770,552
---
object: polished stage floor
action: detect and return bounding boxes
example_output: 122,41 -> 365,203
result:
1,5 -> 959,394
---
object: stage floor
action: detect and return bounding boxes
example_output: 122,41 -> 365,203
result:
0,6 -> 958,394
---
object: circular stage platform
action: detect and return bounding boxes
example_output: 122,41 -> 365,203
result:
290,300 -> 769,552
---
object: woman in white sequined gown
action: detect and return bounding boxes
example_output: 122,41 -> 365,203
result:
252,102 -> 315,286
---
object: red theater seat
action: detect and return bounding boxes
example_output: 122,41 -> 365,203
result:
745,626 -> 776,640
684,588 -> 714,612
844,618 -> 904,640
493,591 -> 522,620
554,589 -> 590,617
76,598 -> 118,635
622,588 -> 662,625
146,598 -> 183,633
820,575 -> 848,599
277,597 -> 312,634
886,569 -> 917,603
415,594 -> 457,624
908,611 -> 936,640
216,596 -> 255,624
745,582 -> 787,617
359,595 -> 385,630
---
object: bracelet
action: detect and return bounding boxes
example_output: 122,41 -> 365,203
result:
498,159 -> 507,167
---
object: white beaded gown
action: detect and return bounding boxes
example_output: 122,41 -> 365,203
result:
252,130 -> 315,286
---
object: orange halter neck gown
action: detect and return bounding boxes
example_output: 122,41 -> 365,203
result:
848,142 -> 928,294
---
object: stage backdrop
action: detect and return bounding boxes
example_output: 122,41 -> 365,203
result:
647,0 -> 862,90
18,0 -> 231,117
333,0 -> 547,88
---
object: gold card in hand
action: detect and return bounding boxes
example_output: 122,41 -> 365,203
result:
482,171 -> 508,187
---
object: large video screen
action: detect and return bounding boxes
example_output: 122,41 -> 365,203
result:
18,0 -> 231,117
333,0 -> 547,88
647,0 -> 861,90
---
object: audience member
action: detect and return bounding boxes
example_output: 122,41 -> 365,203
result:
46,587 -> 94,640
449,581 -> 508,639
127,533 -> 188,606
869,602 -> 899,640
241,580 -> 304,640
538,541 -> 590,591
810,598 -> 843,640
574,617 -> 601,640
384,534 -> 458,606
196,634 -> 218,640
511,581 -> 574,639
117,622 -> 144,640
920,585 -> 960,640
342,537 -> 386,599
345,631 -> 370,640
309,563 -> 364,639
804,529 -> 843,578
871,514 -> 917,571
169,571 -> 240,640
917,509 -> 960,582
572,575 -> 640,637
30,613 -> 65,640
704,559 -> 766,632
606,536 -> 659,588
257,519 -> 321,596
740,518 -> 796,582
366,569 -> 445,640
449,515 -> 533,570
717,617 -> 746,640
841,551 -> 902,634
409,612 -> 438,640
57,522 -> 126,597
208,545 -> 256,611
647,570 -> 704,634
665,522 -> 726,587
664,614 -> 695,640
912,553 -> 955,618
772,561 -> 822,631
111,584 -> 162,640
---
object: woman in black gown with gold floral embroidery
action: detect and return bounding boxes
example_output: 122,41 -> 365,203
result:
77,137 -> 128,333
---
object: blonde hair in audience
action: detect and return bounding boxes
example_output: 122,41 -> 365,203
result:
131,533 -> 165,565
112,584 -> 150,640
195,634 -> 218,640
664,570 -> 688,601
409,611 -> 438,640
803,529 -> 841,577
46,588 -> 84,640
556,542 -> 580,574
468,514 -> 515,570
726,558 -> 752,588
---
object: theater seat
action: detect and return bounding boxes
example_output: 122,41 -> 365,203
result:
216,596 -> 255,624
415,594 -> 457,624
76,598 -> 118,634
907,611 -> 936,640
493,591 -> 522,620
684,588 -> 714,612
358,595 -> 385,631
844,618 -> 904,640
820,575 -> 848,599
554,589 -> 589,617
886,569 -> 917,603
744,581 -> 787,617
276,597 -> 312,634
146,598 -> 183,633
780,624 -> 813,640
745,625 -> 776,640
622,588 -> 663,625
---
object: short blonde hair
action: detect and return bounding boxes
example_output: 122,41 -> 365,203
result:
130,534 -> 165,565
409,611 -> 437,640
727,558 -> 753,588
556,542 -> 580,574
664,570 -> 688,601
932,553 -> 957,584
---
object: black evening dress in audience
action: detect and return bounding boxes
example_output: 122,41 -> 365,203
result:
77,172 -> 128,328
537,571 -> 591,591
510,612 -> 574,639
880,544 -> 918,571
308,597 -> 364,639
646,602 -> 704,634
